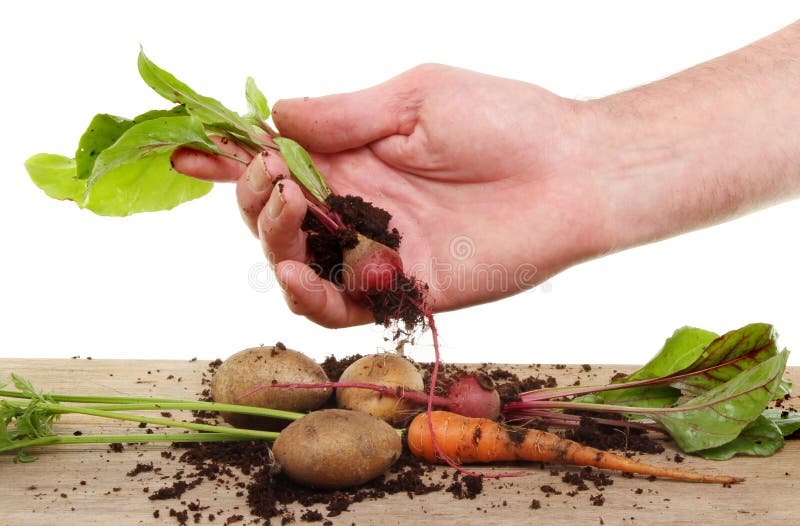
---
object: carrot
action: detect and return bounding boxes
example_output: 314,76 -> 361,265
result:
407,411 -> 744,484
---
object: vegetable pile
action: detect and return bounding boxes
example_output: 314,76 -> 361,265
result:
2,323 -> 795,492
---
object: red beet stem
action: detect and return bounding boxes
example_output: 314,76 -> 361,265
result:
305,199 -> 339,234
423,313 -> 525,480
238,381 -> 454,409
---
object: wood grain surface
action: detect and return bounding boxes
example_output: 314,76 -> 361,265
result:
0,358 -> 797,525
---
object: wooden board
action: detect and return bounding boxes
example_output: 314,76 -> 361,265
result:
0,358 -> 797,525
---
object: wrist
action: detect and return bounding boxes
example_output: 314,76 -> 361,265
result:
571,96 -> 693,255
572,93 -> 795,257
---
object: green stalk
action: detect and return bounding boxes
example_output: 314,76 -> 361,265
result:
0,390 -> 303,420
1,390 -> 190,404
516,400 -> 660,415
34,402 -> 279,439
68,402 -> 299,420
215,149 -> 250,165
0,431 -> 261,454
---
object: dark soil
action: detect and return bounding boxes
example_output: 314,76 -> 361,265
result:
327,194 -> 401,250
364,276 -> 428,333
247,451 -> 445,521
302,194 -> 426,332
319,353 -> 364,382
564,417 -> 665,456
446,472 -> 483,499
148,441 -> 445,524
302,194 -> 400,284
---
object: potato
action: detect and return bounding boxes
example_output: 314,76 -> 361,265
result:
211,345 -> 331,430
336,353 -> 423,425
272,409 -> 402,489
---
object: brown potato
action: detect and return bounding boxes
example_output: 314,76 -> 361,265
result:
336,353 -> 424,425
211,345 -> 331,430
272,409 -> 402,489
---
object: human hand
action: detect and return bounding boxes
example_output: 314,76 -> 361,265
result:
174,64 -> 607,327
175,22 -> 800,330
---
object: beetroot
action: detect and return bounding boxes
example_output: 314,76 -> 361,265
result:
444,375 -> 502,421
300,194 -> 427,332
341,234 -> 404,300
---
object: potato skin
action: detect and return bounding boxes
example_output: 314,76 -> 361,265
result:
272,409 -> 402,489
211,345 -> 331,430
336,354 -> 424,425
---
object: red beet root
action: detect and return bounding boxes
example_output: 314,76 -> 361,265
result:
445,375 -> 502,421
342,234 -> 404,300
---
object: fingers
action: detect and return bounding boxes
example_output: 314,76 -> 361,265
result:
256,179 -> 308,264
171,137 -> 253,182
272,66 -> 432,153
237,152 -> 307,264
237,151 -> 292,237
275,261 -> 374,328
248,176 -> 372,328
238,155 -> 371,328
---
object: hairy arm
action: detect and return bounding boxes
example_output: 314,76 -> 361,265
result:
582,20 -> 800,252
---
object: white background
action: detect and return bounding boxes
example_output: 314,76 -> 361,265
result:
2,1 -> 799,366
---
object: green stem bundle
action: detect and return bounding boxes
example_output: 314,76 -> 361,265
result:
0,377 -> 297,462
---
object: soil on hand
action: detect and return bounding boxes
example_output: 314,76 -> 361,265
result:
302,194 -> 426,332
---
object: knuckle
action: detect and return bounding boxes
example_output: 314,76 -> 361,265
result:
405,63 -> 446,81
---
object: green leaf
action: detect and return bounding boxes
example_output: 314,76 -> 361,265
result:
137,48 -> 261,148
75,107 -> 189,181
79,115 -> 215,216
14,451 -> 39,463
671,323 -> 778,395
133,105 -> 188,122
593,385 -> 680,409
775,378 -> 793,400
571,394 -> 605,405
274,136 -> 331,203
623,327 -> 719,383
245,76 -> 270,121
25,154 -> 86,204
11,374 -> 44,400
76,114 -> 134,180
653,350 -> 789,452
29,110 -> 214,216
695,415 -> 784,460
84,151 -> 212,216
89,115 -> 217,185
762,408 -> 800,436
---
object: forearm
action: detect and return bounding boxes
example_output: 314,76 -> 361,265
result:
580,20 -> 800,252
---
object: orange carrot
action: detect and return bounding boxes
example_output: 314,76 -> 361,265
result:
407,411 -> 744,484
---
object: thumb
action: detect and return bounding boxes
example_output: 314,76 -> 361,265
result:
272,69 -> 425,153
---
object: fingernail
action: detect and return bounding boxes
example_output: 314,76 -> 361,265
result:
266,183 -> 285,219
248,153 -> 272,193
